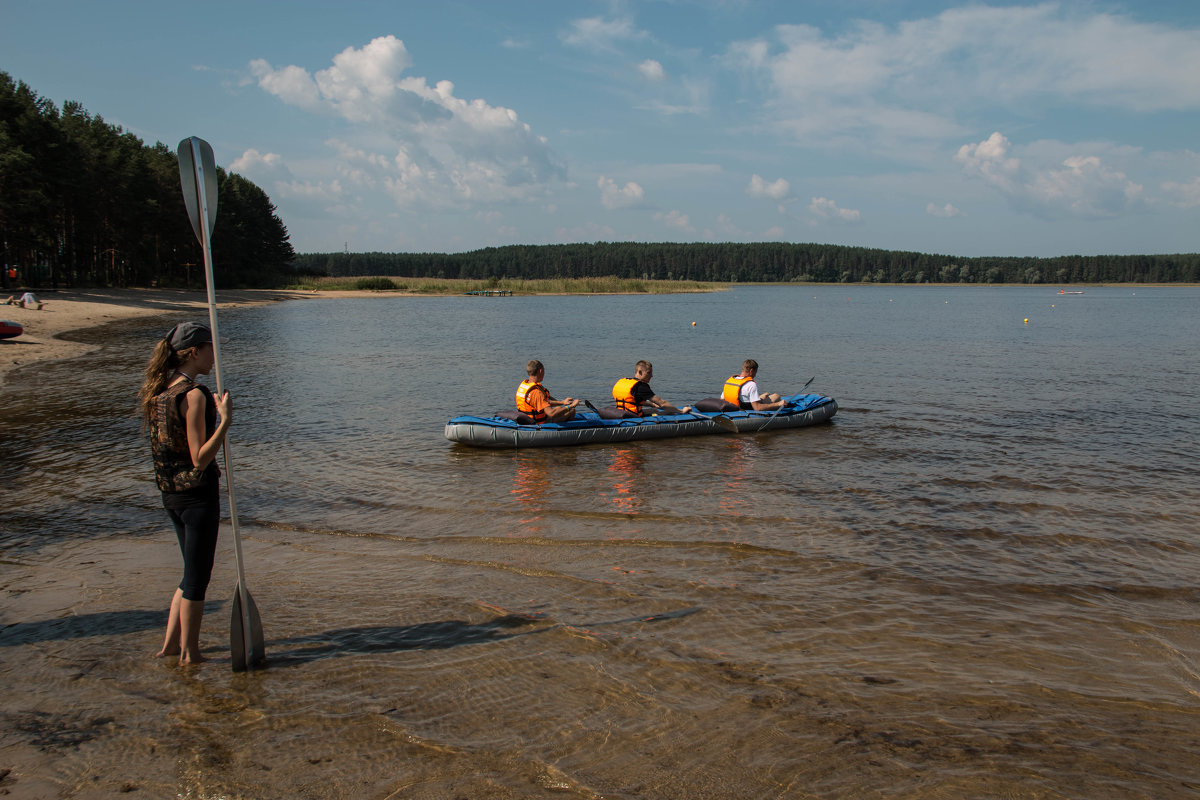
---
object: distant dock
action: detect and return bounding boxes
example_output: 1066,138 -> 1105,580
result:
464,289 -> 513,296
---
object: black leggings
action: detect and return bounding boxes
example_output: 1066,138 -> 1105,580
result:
165,496 -> 221,601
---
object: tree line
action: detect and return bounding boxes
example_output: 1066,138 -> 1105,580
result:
0,72 -> 295,290
4,73 -> 1195,291
294,242 -> 1199,285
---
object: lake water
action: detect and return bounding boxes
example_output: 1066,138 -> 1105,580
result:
2,285 -> 1198,798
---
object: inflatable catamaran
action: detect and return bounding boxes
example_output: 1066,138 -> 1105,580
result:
445,391 -> 837,448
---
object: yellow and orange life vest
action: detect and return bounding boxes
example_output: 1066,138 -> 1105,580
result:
516,378 -> 548,423
612,378 -> 643,415
722,375 -> 753,407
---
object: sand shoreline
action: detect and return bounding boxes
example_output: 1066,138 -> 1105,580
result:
0,288 -> 324,388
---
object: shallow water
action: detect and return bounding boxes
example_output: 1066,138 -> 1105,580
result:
2,285 -> 1198,798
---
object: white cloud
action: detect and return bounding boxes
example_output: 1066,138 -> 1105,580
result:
955,132 -> 1021,193
747,174 -> 790,200
956,132 -> 1144,218
562,17 -> 647,51
250,36 -> 565,211
248,63 -> 322,111
1161,176 -> 1200,208
1028,155 -> 1143,217
714,212 -> 750,239
638,59 -> 666,81
727,5 -> 1200,150
926,202 -> 965,218
808,197 -> 861,223
763,225 -> 786,239
598,176 -> 645,209
230,148 -> 291,182
655,209 -> 694,233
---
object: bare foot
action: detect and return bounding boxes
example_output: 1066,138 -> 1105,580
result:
155,646 -> 180,658
179,652 -> 208,665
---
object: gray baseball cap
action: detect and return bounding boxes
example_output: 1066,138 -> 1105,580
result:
165,321 -> 213,351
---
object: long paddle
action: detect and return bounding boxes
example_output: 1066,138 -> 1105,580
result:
755,375 -> 814,432
178,136 -> 265,672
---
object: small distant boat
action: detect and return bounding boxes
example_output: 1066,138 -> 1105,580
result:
1057,289 -> 1084,294
0,319 -> 23,339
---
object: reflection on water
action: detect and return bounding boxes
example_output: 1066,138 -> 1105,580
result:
606,446 -> 645,516
2,286 -> 1199,798
715,437 -> 753,517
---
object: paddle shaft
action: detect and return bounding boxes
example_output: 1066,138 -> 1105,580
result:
756,375 -> 815,431
184,138 -> 254,666
584,398 -> 735,431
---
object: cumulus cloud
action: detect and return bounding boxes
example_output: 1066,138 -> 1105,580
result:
727,5 -> 1200,150
249,36 -> 565,211
598,176 -> 645,209
1161,176 -> 1200,208
655,209 -> 694,233
926,202 -> 965,218
230,148 -> 292,182
747,174 -> 790,201
713,212 -> 750,239
638,59 -> 666,81
808,197 -> 861,223
956,131 -> 1144,218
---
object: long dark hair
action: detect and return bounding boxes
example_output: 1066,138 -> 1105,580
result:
137,339 -> 201,428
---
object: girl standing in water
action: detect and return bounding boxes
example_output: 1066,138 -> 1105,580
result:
137,321 -> 232,665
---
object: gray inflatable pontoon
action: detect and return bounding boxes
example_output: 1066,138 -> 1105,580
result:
445,392 -> 837,448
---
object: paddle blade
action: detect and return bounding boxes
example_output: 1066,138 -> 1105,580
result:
177,137 -> 219,244
230,583 -> 266,672
711,415 -> 739,433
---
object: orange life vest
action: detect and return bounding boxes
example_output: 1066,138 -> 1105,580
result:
723,375 -> 752,407
612,378 -> 643,416
516,378 -> 548,422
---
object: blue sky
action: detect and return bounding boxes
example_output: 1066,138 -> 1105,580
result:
4,1 -> 1199,257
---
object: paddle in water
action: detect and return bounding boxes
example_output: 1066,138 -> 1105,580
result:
178,136 -> 265,672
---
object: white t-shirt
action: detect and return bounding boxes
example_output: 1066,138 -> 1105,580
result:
739,379 -> 761,404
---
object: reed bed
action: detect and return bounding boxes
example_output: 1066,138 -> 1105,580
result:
285,275 -> 725,295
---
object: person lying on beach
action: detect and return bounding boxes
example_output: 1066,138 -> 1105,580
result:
723,359 -> 786,411
613,360 -> 692,416
517,359 -> 579,423
5,292 -> 45,309
137,321 -> 232,665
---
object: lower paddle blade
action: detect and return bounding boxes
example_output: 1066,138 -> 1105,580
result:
230,587 -> 247,672
246,588 -> 266,668
230,584 -> 266,672
712,415 -> 739,433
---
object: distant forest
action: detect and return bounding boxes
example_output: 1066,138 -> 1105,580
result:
295,243 -> 1199,285
0,72 -> 295,290
3,73 -> 1196,291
